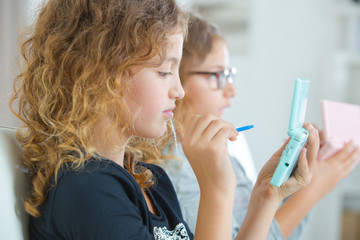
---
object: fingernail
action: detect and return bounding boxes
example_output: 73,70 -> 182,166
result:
347,140 -> 355,152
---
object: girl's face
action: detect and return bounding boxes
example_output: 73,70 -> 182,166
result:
127,31 -> 185,139
184,39 -> 237,117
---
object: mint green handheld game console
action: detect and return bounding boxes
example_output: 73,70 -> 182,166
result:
270,78 -> 310,187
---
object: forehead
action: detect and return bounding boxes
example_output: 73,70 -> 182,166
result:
150,31 -> 184,66
131,30 -> 184,70
166,31 -> 184,58
200,40 -> 228,68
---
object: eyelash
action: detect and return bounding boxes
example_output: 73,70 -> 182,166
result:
209,73 -> 217,80
204,73 -> 217,81
159,72 -> 173,78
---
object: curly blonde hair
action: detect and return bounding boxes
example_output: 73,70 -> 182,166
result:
10,0 -> 188,217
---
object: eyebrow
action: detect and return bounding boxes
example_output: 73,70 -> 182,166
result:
211,65 -> 225,70
164,57 -> 179,64
195,65 -> 224,72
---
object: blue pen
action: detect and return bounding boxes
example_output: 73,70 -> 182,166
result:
236,125 -> 254,132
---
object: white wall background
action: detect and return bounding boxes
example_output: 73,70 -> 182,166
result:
1,0 -> 360,239
0,0 -> 27,127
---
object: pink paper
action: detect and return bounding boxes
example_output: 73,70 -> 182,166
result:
318,100 -> 360,161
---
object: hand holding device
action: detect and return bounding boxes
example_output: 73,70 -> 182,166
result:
270,79 -> 310,187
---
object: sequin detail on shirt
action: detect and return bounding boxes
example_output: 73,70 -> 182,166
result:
153,223 -> 190,240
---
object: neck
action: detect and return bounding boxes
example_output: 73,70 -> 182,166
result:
92,118 -> 129,167
96,142 -> 127,167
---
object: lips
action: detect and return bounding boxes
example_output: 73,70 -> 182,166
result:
220,104 -> 231,114
163,106 -> 175,118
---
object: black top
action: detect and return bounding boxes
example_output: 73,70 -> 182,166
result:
29,158 -> 194,240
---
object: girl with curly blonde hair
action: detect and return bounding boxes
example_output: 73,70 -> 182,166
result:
11,0 -> 320,239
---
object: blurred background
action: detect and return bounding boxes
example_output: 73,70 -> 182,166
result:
1,0 -> 360,239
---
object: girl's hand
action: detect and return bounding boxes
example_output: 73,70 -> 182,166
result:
254,123 -> 320,202
182,114 -> 238,194
310,141 -> 359,196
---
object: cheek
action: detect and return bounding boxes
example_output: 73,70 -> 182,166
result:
129,91 -> 167,138
188,89 -> 221,115
140,94 -> 164,117
133,82 -> 167,120
193,97 -> 217,115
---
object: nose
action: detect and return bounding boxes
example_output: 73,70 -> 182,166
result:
223,82 -> 237,98
170,75 -> 185,100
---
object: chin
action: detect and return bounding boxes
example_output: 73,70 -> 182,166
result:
214,112 -> 224,117
151,130 -> 167,139
137,125 -> 167,139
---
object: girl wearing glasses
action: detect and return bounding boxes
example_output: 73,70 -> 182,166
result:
151,13 -> 359,240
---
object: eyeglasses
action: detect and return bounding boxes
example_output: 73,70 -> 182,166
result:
189,67 -> 237,90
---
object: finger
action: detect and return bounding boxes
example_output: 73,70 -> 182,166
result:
273,138 -> 291,157
328,140 -> 355,163
188,114 -> 217,141
310,123 -> 324,139
311,123 -> 325,146
203,119 -> 237,141
311,123 -> 319,130
304,124 -> 319,172
186,114 -> 201,137
341,148 -> 360,178
228,134 -> 239,142
350,148 -> 360,170
297,148 -> 310,179
211,127 -> 238,148
196,115 -> 220,135
289,148 -> 310,186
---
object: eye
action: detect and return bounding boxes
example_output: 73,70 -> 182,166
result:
159,72 -> 173,78
208,73 -> 218,81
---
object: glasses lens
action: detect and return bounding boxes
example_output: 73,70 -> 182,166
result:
218,71 -> 226,89
218,68 -> 236,89
208,73 -> 218,89
189,68 -> 236,90
230,67 -> 237,76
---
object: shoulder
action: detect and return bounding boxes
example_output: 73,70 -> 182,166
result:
32,158 -> 152,239
56,158 -> 138,195
49,158 -> 144,216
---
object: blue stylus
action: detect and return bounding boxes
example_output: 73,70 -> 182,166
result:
236,125 -> 254,132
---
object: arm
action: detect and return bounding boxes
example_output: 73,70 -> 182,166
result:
182,115 -> 238,240
230,156 -> 285,240
183,116 -> 319,240
196,188 -> 235,240
275,141 -> 359,238
235,183 -> 281,240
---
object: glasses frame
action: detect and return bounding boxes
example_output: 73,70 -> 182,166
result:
189,67 -> 237,90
